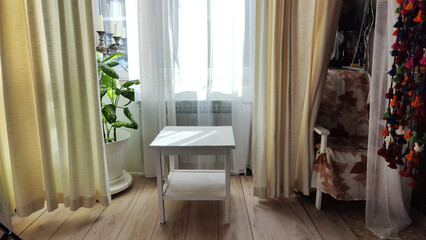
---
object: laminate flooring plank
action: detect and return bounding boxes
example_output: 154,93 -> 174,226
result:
19,204 -> 73,240
330,198 -> 380,240
298,194 -> 357,240
50,203 -> 105,240
12,206 -> 47,235
83,177 -> 148,240
150,200 -> 190,240
218,176 -> 253,240
116,179 -> 159,240
400,208 -> 426,240
240,176 -> 322,240
185,201 -> 218,240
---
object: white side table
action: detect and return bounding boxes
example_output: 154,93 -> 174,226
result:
150,126 -> 235,224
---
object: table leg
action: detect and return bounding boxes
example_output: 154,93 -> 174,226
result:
165,156 -> 170,185
156,150 -> 165,223
225,149 -> 231,224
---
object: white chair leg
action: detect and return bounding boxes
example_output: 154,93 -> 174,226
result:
315,189 -> 322,210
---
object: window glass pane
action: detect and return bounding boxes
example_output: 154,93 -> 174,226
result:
176,0 -> 208,99
210,0 -> 245,96
175,0 -> 246,100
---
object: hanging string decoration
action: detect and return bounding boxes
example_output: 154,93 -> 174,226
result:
378,0 -> 426,188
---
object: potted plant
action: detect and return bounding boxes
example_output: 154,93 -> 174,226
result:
97,52 -> 140,194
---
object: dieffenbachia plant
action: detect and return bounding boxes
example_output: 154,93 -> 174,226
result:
97,52 -> 140,143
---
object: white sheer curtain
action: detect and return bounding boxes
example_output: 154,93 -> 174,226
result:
173,0 -> 254,172
0,0 -> 110,227
139,0 -> 254,176
138,0 -> 178,177
366,0 -> 412,238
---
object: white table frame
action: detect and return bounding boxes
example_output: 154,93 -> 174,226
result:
150,127 -> 235,224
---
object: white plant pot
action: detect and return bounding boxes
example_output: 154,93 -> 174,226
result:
105,130 -> 132,194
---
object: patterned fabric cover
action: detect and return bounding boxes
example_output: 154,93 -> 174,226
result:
311,69 -> 370,201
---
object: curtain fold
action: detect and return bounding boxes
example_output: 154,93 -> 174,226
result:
253,0 -> 342,198
0,55 -> 13,228
138,0 -> 178,177
366,0 -> 412,238
0,0 -> 110,226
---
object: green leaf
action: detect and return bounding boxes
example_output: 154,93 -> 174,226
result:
122,80 -> 140,89
124,107 -> 138,129
112,121 -> 135,128
119,89 -> 135,102
396,66 -> 407,75
102,104 -> 117,124
100,87 -> 107,99
102,74 -> 116,89
120,64 -> 128,72
98,63 -> 119,79
102,52 -> 122,63
112,107 -> 138,129
104,138 -> 114,143
107,61 -> 120,68
107,89 -> 115,99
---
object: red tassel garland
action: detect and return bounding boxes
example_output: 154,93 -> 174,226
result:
385,88 -> 394,99
420,56 -> 426,65
405,57 -> 414,68
380,0 -> 425,189
400,166 -> 412,177
392,40 -> 401,50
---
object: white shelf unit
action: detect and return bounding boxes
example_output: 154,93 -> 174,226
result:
150,126 -> 235,224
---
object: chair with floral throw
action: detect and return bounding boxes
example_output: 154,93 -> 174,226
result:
311,69 -> 370,210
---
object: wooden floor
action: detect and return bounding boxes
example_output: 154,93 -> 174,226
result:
6,176 -> 426,240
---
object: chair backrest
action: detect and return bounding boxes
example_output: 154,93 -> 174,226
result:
316,69 -> 370,146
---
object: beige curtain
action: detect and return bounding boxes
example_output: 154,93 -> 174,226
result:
0,0 -> 110,227
253,0 -> 342,198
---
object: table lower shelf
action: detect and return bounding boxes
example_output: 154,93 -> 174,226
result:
163,170 -> 226,201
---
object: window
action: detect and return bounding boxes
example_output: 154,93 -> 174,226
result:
174,0 -> 248,100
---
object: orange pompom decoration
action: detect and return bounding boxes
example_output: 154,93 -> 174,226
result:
381,126 -> 389,136
405,1 -> 413,11
411,96 -> 421,107
405,150 -> 416,161
390,96 -> 398,106
392,28 -> 400,36
396,0 -> 404,4
404,129 -> 412,140
414,9 -> 423,22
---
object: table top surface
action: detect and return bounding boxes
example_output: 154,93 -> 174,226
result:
149,126 -> 235,149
